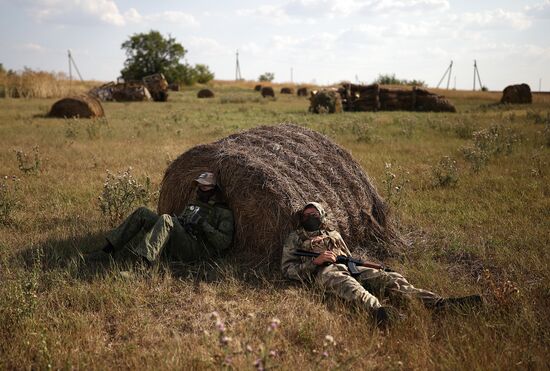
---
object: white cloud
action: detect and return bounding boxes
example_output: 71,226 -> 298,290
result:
23,1 -> 198,27
186,37 -> 230,56
20,42 -> 47,52
456,9 -> 532,30
525,0 -> 550,19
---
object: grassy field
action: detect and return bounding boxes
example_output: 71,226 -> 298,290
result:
1,83 -> 549,369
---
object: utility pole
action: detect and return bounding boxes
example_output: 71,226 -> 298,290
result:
539,78 -> 542,92
436,60 -> 453,89
235,50 -> 242,81
290,67 -> 293,83
473,60 -> 483,91
67,50 -> 84,83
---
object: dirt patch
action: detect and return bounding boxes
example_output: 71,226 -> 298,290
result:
158,124 -> 400,266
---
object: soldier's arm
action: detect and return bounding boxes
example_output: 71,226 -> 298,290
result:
281,232 -> 318,282
200,207 -> 234,254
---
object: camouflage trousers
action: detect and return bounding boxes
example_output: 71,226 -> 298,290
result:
106,207 -> 210,263
315,263 -> 441,310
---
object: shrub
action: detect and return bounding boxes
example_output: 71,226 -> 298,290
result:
432,156 -> 459,187
14,146 -> 41,174
259,72 -> 275,82
454,119 -> 475,139
373,73 -> 425,87
98,168 -> 153,226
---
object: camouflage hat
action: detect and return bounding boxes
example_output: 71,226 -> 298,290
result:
195,172 -> 217,186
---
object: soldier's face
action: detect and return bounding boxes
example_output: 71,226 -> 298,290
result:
302,207 -> 320,221
198,184 -> 215,192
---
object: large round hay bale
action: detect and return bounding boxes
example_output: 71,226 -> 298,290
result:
254,84 -> 262,91
158,124 -> 398,266
297,87 -> 309,97
501,84 -> 532,104
197,89 -> 215,98
48,95 -> 104,118
415,95 -> 456,112
309,90 -> 343,113
261,86 -> 275,98
280,87 -> 295,94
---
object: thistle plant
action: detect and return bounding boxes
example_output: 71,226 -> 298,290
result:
98,168 -> 152,226
14,146 -> 41,174
382,162 -> 409,207
432,156 -> 459,187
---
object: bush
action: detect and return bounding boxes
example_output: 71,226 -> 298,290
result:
98,168 -> 153,226
432,156 -> 459,187
14,146 -> 41,174
373,73 -> 425,87
259,73 -> 275,82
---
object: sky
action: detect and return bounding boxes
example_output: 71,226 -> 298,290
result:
0,0 -> 549,90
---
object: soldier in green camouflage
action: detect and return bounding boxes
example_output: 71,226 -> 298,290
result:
281,202 -> 482,326
95,171 -> 234,264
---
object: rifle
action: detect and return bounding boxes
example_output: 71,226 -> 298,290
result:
293,249 -> 392,276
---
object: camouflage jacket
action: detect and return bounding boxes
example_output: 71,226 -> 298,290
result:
178,196 -> 234,256
281,226 -> 352,282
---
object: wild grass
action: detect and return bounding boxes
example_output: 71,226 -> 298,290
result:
0,85 -> 549,369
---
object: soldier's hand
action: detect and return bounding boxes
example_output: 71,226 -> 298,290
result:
312,250 -> 337,266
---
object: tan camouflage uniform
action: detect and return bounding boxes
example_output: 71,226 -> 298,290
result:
281,202 -> 441,311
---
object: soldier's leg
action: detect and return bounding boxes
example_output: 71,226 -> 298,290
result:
130,214 -> 177,262
315,264 -> 382,310
356,267 -> 442,308
106,207 -> 159,251
164,220 -> 211,262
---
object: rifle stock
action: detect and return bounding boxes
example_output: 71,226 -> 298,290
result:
293,249 -> 392,274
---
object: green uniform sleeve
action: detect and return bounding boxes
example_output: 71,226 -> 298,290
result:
200,206 -> 234,255
281,232 -> 318,282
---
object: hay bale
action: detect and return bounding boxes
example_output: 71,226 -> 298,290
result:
48,95 -> 104,118
297,87 -> 309,97
280,87 -> 295,94
254,84 -> 262,91
309,90 -> 343,113
158,124 -> 399,266
501,84 -> 532,104
197,89 -> 215,98
168,83 -> 180,91
261,86 -> 275,98
415,95 -> 456,112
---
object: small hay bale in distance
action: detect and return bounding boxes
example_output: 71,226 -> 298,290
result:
48,95 -> 104,118
501,83 -> 532,104
261,86 -> 275,98
168,83 -> 180,91
254,84 -> 262,91
309,89 -> 343,113
158,124 -> 398,266
197,89 -> 215,98
280,87 -> 295,94
297,87 -> 309,96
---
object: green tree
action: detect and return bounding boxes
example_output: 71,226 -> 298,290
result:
259,72 -> 275,82
194,64 -> 215,84
120,30 -> 186,80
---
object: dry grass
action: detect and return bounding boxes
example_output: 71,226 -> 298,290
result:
0,68 -> 102,99
0,84 -> 549,369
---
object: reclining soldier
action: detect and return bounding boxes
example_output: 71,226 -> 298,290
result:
281,202 -> 482,326
91,171 -> 234,264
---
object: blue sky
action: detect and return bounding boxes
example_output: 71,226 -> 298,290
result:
1,0 -> 549,90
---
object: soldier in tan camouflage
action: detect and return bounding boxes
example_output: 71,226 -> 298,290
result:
90,172 -> 234,265
281,202 -> 482,326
